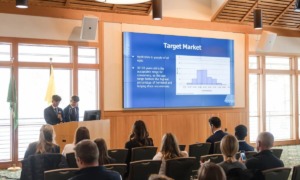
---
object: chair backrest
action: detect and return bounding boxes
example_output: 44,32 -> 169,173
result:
262,167 -> 291,180
214,141 -> 221,154
188,143 -> 211,170
179,145 -> 186,151
104,164 -> 127,178
200,154 -> 223,164
236,151 -> 257,160
108,149 -> 129,163
271,148 -> 283,159
44,168 -> 79,180
291,165 -> 300,180
226,168 -> 253,180
165,157 -> 196,180
128,160 -> 162,180
66,153 -> 78,168
131,146 -> 157,161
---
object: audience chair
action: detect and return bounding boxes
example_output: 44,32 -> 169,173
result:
200,154 -> 223,164
214,141 -> 221,154
179,145 -> 186,151
128,160 -> 162,180
291,165 -> 300,180
131,146 -> 158,162
44,168 -> 79,180
188,143 -> 211,170
165,157 -> 196,180
66,153 -> 78,168
104,164 -> 127,178
262,167 -> 291,180
108,149 -> 128,163
236,151 -> 257,160
271,148 -> 283,159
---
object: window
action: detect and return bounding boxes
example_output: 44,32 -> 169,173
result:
0,43 -> 11,61
249,55 -> 294,141
78,47 -> 98,64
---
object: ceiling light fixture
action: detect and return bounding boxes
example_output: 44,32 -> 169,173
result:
16,0 -> 28,8
253,9 -> 262,29
295,0 -> 300,12
95,0 -> 149,4
152,0 -> 162,20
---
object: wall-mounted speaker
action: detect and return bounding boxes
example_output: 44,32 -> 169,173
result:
80,16 -> 98,41
257,31 -> 277,52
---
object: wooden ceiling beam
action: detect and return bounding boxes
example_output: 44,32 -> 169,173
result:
211,0 -> 230,22
240,0 -> 258,22
271,0 -> 295,26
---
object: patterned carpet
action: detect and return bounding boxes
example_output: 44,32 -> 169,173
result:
277,145 -> 300,168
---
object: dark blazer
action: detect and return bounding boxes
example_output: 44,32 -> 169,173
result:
68,166 -> 121,180
238,141 -> 255,152
206,130 -> 227,154
24,141 -> 60,159
246,150 -> 284,180
44,105 -> 64,125
63,105 -> 79,122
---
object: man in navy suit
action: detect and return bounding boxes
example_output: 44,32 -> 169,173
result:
63,95 -> 80,122
206,116 -> 227,154
235,124 -> 254,151
69,140 -> 121,180
44,95 -> 64,125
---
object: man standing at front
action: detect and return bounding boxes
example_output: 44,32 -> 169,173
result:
64,95 -> 80,122
44,95 -> 64,125
69,140 -> 121,180
206,116 -> 227,154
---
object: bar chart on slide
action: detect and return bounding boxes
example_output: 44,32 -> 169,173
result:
176,55 -> 231,95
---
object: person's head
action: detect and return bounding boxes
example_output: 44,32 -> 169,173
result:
256,132 -> 274,152
208,116 -> 222,133
74,126 -> 90,144
220,134 -> 238,162
70,95 -> 80,107
52,95 -> 61,107
74,139 -> 99,169
130,120 -> 150,142
36,124 -> 55,153
235,125 -> 248,140
198,162 -> 226,180
148,174 -> 174,180
94,138 -> 110,165
160,133 -> 181,160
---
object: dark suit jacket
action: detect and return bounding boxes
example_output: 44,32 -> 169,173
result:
44,105 -> 64,125
24,141 -> 60,159
68,166 -> 121,180
63,105 -> 79,122
239,141 -> 255,152
206,130 -> 227,154
246,150 -> 284,180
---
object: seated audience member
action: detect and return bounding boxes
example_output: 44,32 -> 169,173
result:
153,133 -> 188,175
198,162 -> 226,180
235,125 -> 254,152
245,132 -> 284,180
24,124 -> 60,159
125,120 -> 154,163
94,138 -> 116,165
148,174 -> 174,180
218,134 -> 246,174
206,116 -> 227,154
62,126 -> 90,156
68,140 -> 121,180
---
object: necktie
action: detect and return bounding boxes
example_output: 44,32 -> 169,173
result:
54,108 -> 58,115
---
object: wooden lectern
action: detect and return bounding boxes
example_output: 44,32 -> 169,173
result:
53,119 -> 110,152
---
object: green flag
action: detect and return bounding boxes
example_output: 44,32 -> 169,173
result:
7,67 -> 18,130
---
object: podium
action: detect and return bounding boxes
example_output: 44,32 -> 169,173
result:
53,119 -> 110,152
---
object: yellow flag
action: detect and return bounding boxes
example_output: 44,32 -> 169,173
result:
45,65 -> 56,104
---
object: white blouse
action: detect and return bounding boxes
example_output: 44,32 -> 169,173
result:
62,143 -> 75,156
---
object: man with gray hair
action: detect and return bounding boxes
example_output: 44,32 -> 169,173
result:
245,132 -> 284,180
68,139 -> 121,180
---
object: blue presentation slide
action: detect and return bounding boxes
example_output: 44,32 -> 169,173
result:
123,32 -> 235,109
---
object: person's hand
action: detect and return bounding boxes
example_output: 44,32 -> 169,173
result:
57,112 -> 63,122
239,156 -> 246,164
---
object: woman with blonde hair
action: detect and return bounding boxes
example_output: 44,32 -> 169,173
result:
24,124 -> 60,159
62,126 -> 90,156
198,162 -> 226,180
153,133 -> 188,175
217,134 -> 246,173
